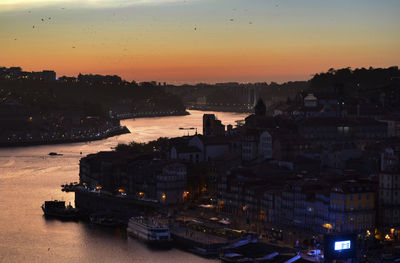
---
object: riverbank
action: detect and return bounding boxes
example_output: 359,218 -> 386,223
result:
187,105 -> 253,113
115,110 -> 190,120
0,125 -> 130,148
70,188 -> 303,261
0,110 -> 247,263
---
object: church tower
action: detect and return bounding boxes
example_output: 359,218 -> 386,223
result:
254,98 -> 266,116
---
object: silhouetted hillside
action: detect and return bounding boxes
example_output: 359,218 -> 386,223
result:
310,66 -> 400,95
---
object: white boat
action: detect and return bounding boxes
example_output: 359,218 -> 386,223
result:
127,217 -> 172,246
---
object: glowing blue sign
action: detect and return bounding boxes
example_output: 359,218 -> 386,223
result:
334,240 -> 351,251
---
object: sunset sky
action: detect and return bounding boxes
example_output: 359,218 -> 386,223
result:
1,0 -> 399,83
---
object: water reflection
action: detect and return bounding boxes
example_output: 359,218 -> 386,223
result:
0,110 -> 247,262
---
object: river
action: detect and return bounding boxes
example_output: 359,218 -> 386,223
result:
0,110 -> 248,263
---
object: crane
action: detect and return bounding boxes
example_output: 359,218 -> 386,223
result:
179,127 -> 197,136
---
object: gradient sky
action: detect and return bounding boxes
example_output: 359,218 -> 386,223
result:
1,0 -> 399,83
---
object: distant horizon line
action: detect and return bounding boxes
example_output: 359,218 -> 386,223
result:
2,64 -> 399,86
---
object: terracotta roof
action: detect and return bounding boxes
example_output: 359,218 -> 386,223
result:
271,131 -> 308,145
213,153 -> 240,161
300,117 -> 387,127
331,180 -> 375,193
195,134 -> 230,145
174,145 -> 201,153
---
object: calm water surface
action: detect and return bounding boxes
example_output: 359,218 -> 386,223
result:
0,110 -> 248,263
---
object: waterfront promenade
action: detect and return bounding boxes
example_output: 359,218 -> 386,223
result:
0,125 -> 130,147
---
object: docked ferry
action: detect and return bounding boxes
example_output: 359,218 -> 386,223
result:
127,217 -> 172,246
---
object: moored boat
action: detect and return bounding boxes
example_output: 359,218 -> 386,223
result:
48,152 -> 63,156
170,226 -> 230,258
89,214 -> 119,227
41,200 -> 79,220
127,217 -> 172,247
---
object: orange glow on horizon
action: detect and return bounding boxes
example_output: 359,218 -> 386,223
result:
1,0 -> 399,83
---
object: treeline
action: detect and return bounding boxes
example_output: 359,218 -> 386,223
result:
114,137 -> 170,153
309,66 -> 400,95
0,78 -> 186,117
165,81 -> 309,106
